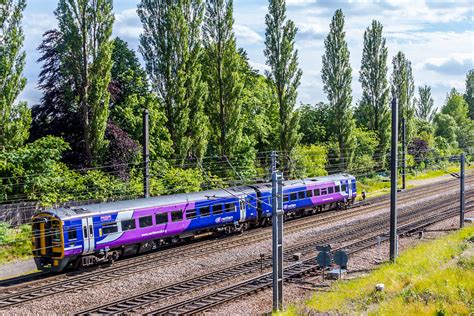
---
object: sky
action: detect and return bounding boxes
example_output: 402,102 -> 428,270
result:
19,0 -> 474,109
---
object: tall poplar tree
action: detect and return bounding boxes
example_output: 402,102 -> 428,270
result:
202,0 -> 244,157
415,85 -> 436,122
55,0 -> 114,163
138,0 -> 209,161
264,0 -> 302,155
0,0 -> 31,149
322,9 -> 355,166
464,69 -> 474,120
391,51 -> 415,140
356,20 -> 390,157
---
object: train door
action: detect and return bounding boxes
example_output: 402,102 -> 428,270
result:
239,198 -> 246,222
82,217 -> 95,254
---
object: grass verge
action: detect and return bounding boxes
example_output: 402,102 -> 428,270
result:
0,223 -> 32,265
282,226 -> 474,315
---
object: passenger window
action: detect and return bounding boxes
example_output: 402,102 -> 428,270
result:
314,189 -> 320,196
306,190 -> 313,198
224,203 -> 234,212
121,219 -> 136,231
335,186 -> 340,193
155,213 -> 168,225
139,216 -> 153,228
328,187 -> 334,194
321,189 -> 327,195
298,191 -> 305,199
212,204 -> 223,215
283,195 -> 289,202
171,211 -> 183,222
67,228 -> 77,240
200,206 -> 210,217
102,222 -> 118,234
290,193 -> 297,201
341,184 -> 347,192
186,209 -> 197,219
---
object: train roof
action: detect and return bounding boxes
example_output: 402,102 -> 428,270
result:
44,186 -> 255,220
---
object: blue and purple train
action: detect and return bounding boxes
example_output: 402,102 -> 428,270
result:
32,174 -> 357,272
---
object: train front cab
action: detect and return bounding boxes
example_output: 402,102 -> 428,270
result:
32,213 -> 68,272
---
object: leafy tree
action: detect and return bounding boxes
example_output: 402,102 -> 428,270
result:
0,0 -> 31,149
356,20 -> 390,158
322,9 -> 355,166
202,0 -> 244,158
434,113 -> 458,145
350,128 -> 379,175
291,145 -> 328,178
264,0 -> 302,155
415,85 -> 436,122
298,102 -> 330,145
442,88 -> 469,126
391,51 -> 415,141
465,69 -> 474,120
55,0 -> 115,163
109,37 -> 172,162
138,0 -> 209,161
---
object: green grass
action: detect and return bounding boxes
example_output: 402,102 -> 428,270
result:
281,226 -> 474,315
0,223 -> 33,265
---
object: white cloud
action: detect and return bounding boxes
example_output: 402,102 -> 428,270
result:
234,24 -> 263,44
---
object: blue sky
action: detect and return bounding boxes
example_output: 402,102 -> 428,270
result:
20,0 -> 473,109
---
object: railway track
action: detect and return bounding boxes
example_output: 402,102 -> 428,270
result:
143,205 -> 472,316
0,177 -> 470,310
75,194 -> 474,315
1,175 -> 467,293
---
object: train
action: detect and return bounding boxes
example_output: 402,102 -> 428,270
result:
31,173 -> 357,272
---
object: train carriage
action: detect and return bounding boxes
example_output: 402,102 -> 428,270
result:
32,174 -> 357,272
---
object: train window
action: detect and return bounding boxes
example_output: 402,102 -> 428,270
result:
290,193 -> 297,201
314,189 -> 320,196
298,191 -> 305,199
306,190 -> 313,198
122,219 -> 136,231
186,209 -> 197,219
328,187 -> 334,194
200,206 -> 210,217
139,216 -> 153,228
102,222 -> 118,234
321,188 -> 327,195
224,203 -> 234,212
171,211 -> 183,222
212,204 -> 223,215
283,195 -> 289,202
67,228 -> 77,240
341,184 -> 347,192
335,185 -> 340,192
156,213 -> 168,225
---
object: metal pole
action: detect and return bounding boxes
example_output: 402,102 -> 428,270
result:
272,170 -> 284,311
460,153 -> 465,228
390,98 -> 398,262
402,117 -> 406,190
143,109 -> 150,198
271,150 -> 277,173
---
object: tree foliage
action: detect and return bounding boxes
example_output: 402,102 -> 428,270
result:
465,69 -> 474,120
298,103 -> 330,145
202,0 -> 244,158
391,51 -> 415,141
0,0 -> 31,149
415,85 -> 436,122
356,20 -> 390,157
109,37 -> 172,162
55,0 -> 115,163
322,9 -> 355,166
264,0 -> 302,155
138,0 -> 209,161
